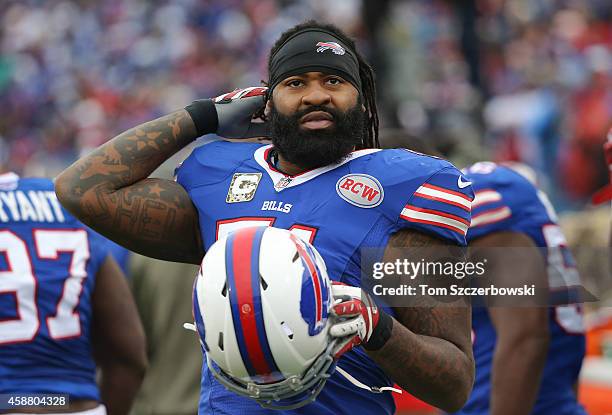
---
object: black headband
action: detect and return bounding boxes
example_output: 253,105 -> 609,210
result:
269,28 -> 362,93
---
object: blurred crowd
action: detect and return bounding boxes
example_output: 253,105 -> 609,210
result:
375,0 -> 611,208
0,0 -> 610,209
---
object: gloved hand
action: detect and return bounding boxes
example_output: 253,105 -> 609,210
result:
185,87 -> 269,139
330,282 -> 393,358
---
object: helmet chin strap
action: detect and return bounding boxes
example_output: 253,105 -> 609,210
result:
335,366 -> 403,394
185,321 -> 402,397
183,322 -> 197,332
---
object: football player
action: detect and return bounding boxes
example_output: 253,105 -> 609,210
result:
0,171 -> 147,414
56,21 -> 475,414
456,161 -> 587,415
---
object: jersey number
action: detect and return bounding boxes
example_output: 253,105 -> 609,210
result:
0,230 -> 89,345
216,217 -> 317,243
543,224 -> 584,334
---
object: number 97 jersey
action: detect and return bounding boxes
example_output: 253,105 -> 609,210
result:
459,162 -> 586,415
0,174 -> 110,401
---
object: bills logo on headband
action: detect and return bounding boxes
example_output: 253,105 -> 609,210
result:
316,41 -> 346,56
290,235 -> 330,336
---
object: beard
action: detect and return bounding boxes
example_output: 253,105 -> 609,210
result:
270,101 -> 365,171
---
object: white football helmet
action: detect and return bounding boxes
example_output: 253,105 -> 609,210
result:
192,226 -> 340,409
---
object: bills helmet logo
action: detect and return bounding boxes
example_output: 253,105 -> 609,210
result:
316,41 -> 346,55
290,234 -> 330,336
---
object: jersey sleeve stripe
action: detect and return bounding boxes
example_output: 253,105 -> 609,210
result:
472,189 -> 502,208
470,206 -> 512,227
422,183 -> 473,201
400,207 -> 468,235
412,192 -> 471,212
414,184 -> 472,211
403,205 -> 470,226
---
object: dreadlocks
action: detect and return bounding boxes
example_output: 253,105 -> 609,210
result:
263,20 -> 380,149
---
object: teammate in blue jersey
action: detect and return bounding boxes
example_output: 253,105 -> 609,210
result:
0,172 -> 147,414
56,21 -> 476,414
456,161 -> 586,415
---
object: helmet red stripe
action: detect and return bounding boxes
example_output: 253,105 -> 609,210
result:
232,227 -> 273,376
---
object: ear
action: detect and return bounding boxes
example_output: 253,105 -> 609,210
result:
265,100 -> 273,118
358,93 -> 366,112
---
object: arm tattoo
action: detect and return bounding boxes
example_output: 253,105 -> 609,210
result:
385,229 -> 469,337
56,110 -> 203,263
366,229 -> 474,411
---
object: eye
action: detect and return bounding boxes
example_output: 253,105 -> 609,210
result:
285,79 -> 304,88
326,77 -> 344,85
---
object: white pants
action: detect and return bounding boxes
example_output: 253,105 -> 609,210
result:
7,404 -> 106,415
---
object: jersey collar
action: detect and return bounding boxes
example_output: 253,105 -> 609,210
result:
254,145 -> 380,192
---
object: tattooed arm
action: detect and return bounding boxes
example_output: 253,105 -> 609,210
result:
55,110 -> 204,264
367,229 -> 474,412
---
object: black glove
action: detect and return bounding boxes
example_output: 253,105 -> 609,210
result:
185,87 -> 269,138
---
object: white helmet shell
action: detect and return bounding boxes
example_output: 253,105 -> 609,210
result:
193,226 -> 338,409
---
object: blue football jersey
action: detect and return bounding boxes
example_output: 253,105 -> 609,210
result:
457,162 -> 586,415
0,174 -> 111,401
176,141 -> 474,415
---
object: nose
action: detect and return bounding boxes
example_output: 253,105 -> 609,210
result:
301,86 -> 331,107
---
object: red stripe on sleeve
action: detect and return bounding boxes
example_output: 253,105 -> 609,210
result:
422,183 -> 472,201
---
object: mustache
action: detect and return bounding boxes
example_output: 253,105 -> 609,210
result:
291,106 -> 342,122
